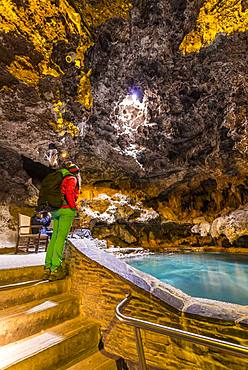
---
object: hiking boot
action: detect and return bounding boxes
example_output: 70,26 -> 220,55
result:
49,266 -> 67,281
43,267 -> 51,280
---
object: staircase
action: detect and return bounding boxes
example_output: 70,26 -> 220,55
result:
0,261 -> 117,370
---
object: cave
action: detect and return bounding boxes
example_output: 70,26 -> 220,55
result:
0,1 -> 248,369
1,0 -> 248,250
0,0 -> 248,250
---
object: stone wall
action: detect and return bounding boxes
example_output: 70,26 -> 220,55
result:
67,240 -> 248,370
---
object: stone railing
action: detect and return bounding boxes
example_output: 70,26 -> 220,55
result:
67,239 -> 248,370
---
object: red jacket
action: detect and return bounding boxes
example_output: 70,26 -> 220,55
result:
60,175 -> 79,209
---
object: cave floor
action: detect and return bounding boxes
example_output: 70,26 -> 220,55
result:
0,252 -> 45,269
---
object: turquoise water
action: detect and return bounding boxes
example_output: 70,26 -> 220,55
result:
127,253 -> 248,305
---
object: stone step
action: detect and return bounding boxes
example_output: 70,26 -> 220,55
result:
0,317 -> 100,370
0,279 -> 67,310
0,265 -> 44,285
59,351 -> 118,370
0,293 -> 79,345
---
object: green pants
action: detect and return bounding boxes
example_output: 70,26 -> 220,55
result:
45,208 -> 76,271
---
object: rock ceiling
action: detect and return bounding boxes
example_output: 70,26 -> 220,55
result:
0,0 -> 248,246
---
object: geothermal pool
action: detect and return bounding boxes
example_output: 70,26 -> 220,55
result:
126,253 -> 248,305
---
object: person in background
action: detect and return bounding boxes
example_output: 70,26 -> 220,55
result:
31,211 -> 52,236
44,162 -> 81,281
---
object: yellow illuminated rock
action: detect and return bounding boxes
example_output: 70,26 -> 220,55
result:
1,0 -> 132,133
38,61 -> 61,78
51,101 -> 79,137
180,0 -> 248,54
77,70 -> 93,109
7,56 -> 40,86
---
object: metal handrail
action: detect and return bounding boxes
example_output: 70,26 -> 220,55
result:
116,294 -> 248,370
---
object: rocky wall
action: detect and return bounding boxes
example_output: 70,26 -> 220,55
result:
77,184 -> 248,250
0,149 -> 40,247
1,175 -> 248,249
68,240 -> 248,370
1,0 -> 247,184
0,1 -> 248,249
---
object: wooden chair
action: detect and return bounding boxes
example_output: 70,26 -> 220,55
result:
69,217 -> 81,237
15,214 -> 49,254
71,217 -> 81,231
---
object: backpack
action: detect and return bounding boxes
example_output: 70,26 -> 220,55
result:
37,169 -> 75,211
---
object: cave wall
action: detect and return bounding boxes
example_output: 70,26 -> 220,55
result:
75,182 -> 248,250
0,148 -> 39,247
0,0 -> 248,248
85,0 -> 248,183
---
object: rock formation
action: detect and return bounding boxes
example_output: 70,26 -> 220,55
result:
0,0 -> 247,248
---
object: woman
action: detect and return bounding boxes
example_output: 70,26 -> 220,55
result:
44,162 -> 81,281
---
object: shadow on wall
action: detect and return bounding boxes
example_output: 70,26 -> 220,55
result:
22,156 -> 54,186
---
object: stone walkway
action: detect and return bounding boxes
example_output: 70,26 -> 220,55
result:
0,238 -> 95,270
0,253 -> 45,269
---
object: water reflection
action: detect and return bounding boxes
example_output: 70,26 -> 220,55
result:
127,253 -> 248,305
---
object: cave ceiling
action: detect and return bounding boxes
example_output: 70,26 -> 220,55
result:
0,0 -> 248,198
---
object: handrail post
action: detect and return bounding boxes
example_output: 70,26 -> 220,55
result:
134,327 -> 147,370
116,294 -> 248,370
